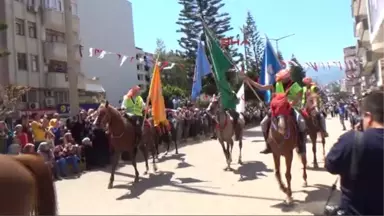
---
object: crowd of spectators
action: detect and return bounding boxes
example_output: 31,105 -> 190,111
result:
0,109 -> 110,180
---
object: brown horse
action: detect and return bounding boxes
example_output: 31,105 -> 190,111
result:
267,93 -> 307,204
207,99 -> 245,171
94,102 -> 157,189
304,93 -> 326,168
0,154 -> 56,215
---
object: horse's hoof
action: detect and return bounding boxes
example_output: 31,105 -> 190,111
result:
108,184 -> 113,189
175,151 -> 179,155
165,152 -> 169,155
313,163 -> 319,168
302,182 -> 308,187
153,167 -> 158,172
238,160 -> 243,165
285,197 -> 294,205
134,178 -> 139,183
143,171 -> 148,175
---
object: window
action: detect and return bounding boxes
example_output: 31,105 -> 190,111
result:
48,60 -> 67,73
17,53 -> 27,70
55,91 -> 68,103
71,3 -> 78,16
28,21 -> 36,38
137,74 -> 144,81
136,64 -> 140,70
15,18 -> 25,36
27,90 -> 37,103
57,0 -> 62,11
45,29 -> 65,43
30,54 -> 38,72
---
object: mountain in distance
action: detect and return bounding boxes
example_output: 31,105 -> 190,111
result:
305,66 -> 345,85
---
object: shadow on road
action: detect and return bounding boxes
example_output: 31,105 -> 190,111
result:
232,161 -> 273,182
270,183 -> 341,215
157,153 -> 193,169
243,130 -> 264,138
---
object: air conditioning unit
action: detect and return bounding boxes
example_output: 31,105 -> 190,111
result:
45,97 -> 55,107
44,90 -> 54,97
28,102 -> 39,110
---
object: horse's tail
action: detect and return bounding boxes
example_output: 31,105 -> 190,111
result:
14,154 -> 57,215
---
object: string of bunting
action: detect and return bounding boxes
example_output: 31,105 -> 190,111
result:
82,46 -> 184,70
280,58 -> 361,71
79,46 -> 359,73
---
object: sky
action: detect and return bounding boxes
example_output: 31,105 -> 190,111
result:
130,0 -> 355,71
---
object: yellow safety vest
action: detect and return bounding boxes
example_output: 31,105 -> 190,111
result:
124,96 -> 144,116
302,85 -> 321,107
275,81 -> 302,108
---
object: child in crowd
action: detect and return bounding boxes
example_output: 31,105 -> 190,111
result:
22,143 -> 35,154
7,143 -> 21,155
14,124 -> 29,148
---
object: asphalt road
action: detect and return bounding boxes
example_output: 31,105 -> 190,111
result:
55,117 -> 346,215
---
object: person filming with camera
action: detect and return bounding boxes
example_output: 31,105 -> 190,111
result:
325,89 -> 383,215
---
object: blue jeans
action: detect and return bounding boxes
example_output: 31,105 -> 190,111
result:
56,155 -> 79,176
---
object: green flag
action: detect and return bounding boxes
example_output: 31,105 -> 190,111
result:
204,28 -> 237,109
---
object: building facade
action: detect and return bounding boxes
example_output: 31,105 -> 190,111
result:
78,0 -> 137,106
0,0 -> 85,111
352,0 -> 384,92
135,47 -> 153,92
343,46 -> 362,95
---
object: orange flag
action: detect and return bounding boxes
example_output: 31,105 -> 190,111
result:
148,63 -> 166,126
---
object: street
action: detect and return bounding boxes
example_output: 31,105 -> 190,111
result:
56,117 -> 345,215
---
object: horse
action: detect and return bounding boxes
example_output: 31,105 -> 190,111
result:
267,93 -> 308,205
0,154 -> 57,215
303,92 -> 326,168
94,101 -> 157,189
154,120 -> 179,158
207,98 -> 245,171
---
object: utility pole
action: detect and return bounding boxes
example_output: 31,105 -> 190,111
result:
63,0 -> 79,116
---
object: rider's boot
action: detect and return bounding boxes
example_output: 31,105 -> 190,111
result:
260,131 -> 272,154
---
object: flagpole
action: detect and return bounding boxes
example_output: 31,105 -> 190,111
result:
199,15 -> 267,110
141,53 -> 160,131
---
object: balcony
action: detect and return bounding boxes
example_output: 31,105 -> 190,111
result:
42,9 -> 79,33
352,0 -> 367,17
356,18 -> 369,42
43,42 -> 81,62
46,72 -> 85,89
360,49 -> 376,75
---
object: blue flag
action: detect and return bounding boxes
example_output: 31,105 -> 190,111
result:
260,37 -> 282,103
191,41 -> 211,101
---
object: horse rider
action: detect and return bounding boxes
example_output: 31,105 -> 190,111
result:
209,93 -> 240,138
302,77 -> 329,137
246,68 -> 307,154
121,85 -> 146,142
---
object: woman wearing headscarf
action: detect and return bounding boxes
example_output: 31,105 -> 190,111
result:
38,142 -> 61,180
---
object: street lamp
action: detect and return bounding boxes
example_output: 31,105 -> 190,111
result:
269,34 -> 295,53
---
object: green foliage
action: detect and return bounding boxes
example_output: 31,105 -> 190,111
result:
289,55 -> 306,86
243,11 -> 263,77
0,21 -> 10,58
141,84 -> 187,104
176,0 -> 239,61
277,51 -> 283,61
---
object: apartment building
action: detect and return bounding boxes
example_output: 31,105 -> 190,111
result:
135,47 -> 153,92
78,0 -> 137,106
0,0 -> 88,112
343,46 -> 361,95
352,0 -> 384,92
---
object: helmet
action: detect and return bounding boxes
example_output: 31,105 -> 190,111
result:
275,69 -> 290,82
303,77 -> 313,85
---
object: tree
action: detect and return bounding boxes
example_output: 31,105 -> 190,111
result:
277,51 -> 283,61
176,0 -> 238,61
243,11 -> 264,78
0,21 -> 10,57
154,38 -> 167,60
0,85 -> 30,119
289,55 -> 306,86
